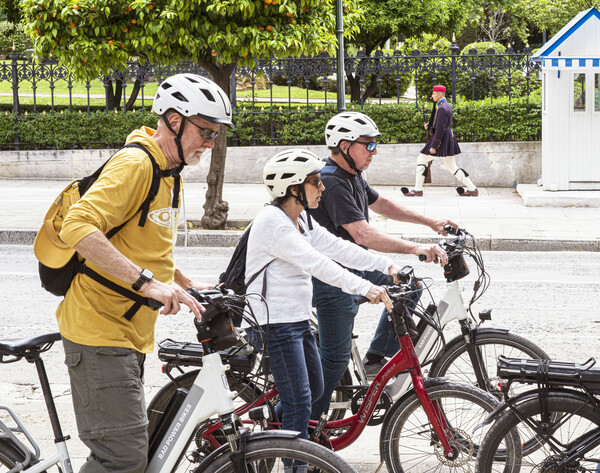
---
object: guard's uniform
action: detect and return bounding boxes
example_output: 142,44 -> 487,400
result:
420,99 -> 461,157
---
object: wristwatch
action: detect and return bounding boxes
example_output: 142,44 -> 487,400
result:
132,268 -> 153,291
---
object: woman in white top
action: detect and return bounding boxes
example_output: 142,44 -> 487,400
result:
244,149 -> 401,468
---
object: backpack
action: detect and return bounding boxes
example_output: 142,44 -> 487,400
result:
34,143 -> 182,320
218,223 -> 273,297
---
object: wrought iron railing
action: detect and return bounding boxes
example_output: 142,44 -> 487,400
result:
0,46 -> 540,148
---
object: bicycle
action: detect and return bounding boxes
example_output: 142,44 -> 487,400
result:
148,282 -> 501,473
151,227 -> 549,427
0,292 -> 358,473
476,355 -> 600,473
326,226 -> 550,421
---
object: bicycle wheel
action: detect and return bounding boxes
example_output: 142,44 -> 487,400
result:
327,369 -> 353,422
197,436 -> 357,473
0,438 -> 28,470
380,381 -> 499,473
430,331 -> 550,398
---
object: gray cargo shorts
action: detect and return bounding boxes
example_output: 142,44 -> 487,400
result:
62,337 -> 148,473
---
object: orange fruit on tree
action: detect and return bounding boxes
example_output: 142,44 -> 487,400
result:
108,40 -> 113,45
73,5 -> 79,10
266,25 -> 272,31
258,26 -> 264,31
69,22 -> 75,27
148,4 -> 154,9
211,50 -> 217,56
34,28 -> 39,35
131,18 -> 137,23
122,27 -> 128,32
286,12 -> 293,17
128,6 -> 132,11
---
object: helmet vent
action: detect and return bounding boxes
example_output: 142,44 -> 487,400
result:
201,89 -> 216,103
338,127 -> 351,133
186,76 -> 200,84
281,173 -> 295,179
172,91 -> 189,103
294,156 -> 308,162
265,173 -> 276,181
355,118 -> 367,125
162,82 -> 173,90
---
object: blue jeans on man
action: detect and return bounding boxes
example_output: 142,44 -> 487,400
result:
247,320 -> 324,441
310,270 -> 398,419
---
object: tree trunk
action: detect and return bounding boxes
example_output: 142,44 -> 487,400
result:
199,62 -> 236,230
347,73 -> 362,103
104,80 -> 117,110
125,79 -> 142,111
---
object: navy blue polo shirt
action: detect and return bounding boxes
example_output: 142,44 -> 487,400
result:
308,157 -> 379,247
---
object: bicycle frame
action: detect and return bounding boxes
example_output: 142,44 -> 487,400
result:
196,327 -> 456,456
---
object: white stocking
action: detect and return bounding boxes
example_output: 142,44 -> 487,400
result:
441,156 -> 477,191
414,154 -> 432,191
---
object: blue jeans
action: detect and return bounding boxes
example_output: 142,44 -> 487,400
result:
247,320 -> 324,441
310,270 -> 398,418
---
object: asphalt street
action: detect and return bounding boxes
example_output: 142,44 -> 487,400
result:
1,246 -> 599,472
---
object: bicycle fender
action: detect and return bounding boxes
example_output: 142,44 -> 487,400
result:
196,430 -> 301,472
477,387 -> 589,428
429,327 -> 511,369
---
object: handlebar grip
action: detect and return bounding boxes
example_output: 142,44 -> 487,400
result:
444,225 -> 461,236
147,298 -> 163,309
418,254 -> 427,262
354,295 -> 370,305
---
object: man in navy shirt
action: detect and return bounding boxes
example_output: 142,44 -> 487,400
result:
310,111 -> 456,418
402,84 -> 478,197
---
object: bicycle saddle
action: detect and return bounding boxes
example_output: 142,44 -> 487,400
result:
0,332 -> 61,358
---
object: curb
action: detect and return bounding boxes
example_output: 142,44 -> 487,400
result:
1,229 -> 598,251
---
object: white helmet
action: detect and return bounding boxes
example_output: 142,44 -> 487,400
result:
263,149 -> 325,198
325,112 -> 380,147
152,73 -> 234,128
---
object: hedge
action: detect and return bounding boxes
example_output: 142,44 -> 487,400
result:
0,94 -> 541,150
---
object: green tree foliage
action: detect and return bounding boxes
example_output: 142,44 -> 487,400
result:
344,0 -> 467,103
400,34 -> 452,103
521,0 -> 600,37
0,21 -> 33,56
22,0 -> 363,228
0,0 -> 21,23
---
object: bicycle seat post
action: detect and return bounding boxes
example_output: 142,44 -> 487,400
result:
32,353 -> 69,443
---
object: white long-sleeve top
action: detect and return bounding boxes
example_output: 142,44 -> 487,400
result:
244,205 -> 393,326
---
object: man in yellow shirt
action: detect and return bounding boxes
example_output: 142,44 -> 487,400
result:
56,74 -> 234,473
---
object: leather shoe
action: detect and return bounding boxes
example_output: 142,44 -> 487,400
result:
459,189 -> 479,197
401,187 -> 423,197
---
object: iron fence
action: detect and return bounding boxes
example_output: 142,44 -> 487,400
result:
0,45 -> 541,149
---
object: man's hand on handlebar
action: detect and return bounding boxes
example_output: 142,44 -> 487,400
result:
430,219 -> 459,236
142,279 -> 205,319
388,263 -> 405,285
414,244 -> 448,266
365,285 -> 394,313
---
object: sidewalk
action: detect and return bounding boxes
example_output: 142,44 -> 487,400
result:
1,179 -> 599,251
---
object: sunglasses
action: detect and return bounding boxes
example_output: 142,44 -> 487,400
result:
354,141 -> 377,152
186,118 -> 220,139
305,177 -> 323,188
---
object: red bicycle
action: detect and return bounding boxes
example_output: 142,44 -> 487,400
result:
148,277 -> 499,473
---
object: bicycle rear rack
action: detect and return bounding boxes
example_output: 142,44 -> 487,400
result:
0,405 -> 41,469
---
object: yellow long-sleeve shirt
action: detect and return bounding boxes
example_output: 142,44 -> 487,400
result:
57,127 -> 180,353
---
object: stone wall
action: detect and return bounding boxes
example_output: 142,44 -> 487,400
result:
0,142 -> 541,187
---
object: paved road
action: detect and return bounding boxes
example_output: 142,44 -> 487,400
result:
1,245 -> 599,472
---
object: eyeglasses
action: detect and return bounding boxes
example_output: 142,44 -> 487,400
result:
305,177 -> 323,188
186,118 -> 220,139
354,141 -> 377,152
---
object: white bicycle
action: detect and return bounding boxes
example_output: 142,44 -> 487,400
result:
0,291 -> 357,473
326,226 -> 550,423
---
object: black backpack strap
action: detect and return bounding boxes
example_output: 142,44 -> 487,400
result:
80,265 -> 161,320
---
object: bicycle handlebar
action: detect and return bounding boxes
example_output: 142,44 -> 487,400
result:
418,226 -> 467,262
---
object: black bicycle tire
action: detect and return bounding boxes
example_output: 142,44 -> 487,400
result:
429,331 -> 549,395
0,438 -> 28,470
476,394 -> 600,473
380,381 -> 499,473
196,436 -> 356,473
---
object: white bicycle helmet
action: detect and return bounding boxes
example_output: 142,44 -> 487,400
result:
152,73 -> 234,128
263,149 -> 325,198
324,111 -> 380,147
